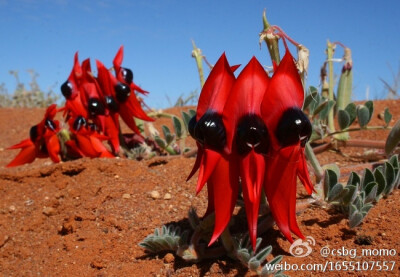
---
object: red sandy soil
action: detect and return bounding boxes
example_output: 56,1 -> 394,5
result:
0,100 -> 400,276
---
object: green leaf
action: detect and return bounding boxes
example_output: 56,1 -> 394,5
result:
364,101 -> 374,122
345,103 -> 357,126
323,163 -> 341,177
349,204 -> 357,217
353,195 -> 363,210
338,109 -> 350,130
384,108 -> 392,126
324,169 -> 338,199
336,68 -> 353,111
154,136 -> 166,149
384,162 -> 395,195
327,183 -> 344,202
255,245 -> 272,262
347,171 -> 361,186
162,125 -> 171,139
308,92 -> 321,115
385,119 -> 400,155
248,257 -> 260,271
318,100 -> 336,120
188,109 -> 196,118
349,211 -> 364,228
303,87 -> 318,110
165,133 -> 175,145
389,154 -> 399,169
357,105 -> 370,127
172,116 -> 183,139
361,203 -> 374,216
374,168 -> 386,196
362,169 -> 375,189
181,111 -> 192,132
364,182 -> 378,203
342,184 -> 357,206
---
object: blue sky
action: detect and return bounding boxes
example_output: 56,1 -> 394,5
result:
0,0 -> 399,108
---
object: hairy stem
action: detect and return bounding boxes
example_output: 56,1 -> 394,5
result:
262,10 -> 280,65
305,142 -> 324,182
191,40 -> 205,88
327,40 -> 336,133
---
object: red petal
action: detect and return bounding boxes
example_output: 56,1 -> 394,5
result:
7,139 -> 34,150
6,143 -> 36,167
46,134 -> 60,163
264,146 -> 304,243
261,50 -> 304,135
223,56 -> 269,152
124,94 -> 154,122
240,151 -> 265,250
118,105 -> 143,135
96,59 -> 114,97
73,52 -> 83,80
196,53 -> 235,119
104,115 -> 120,153
297,150 -> 314,194
195,148 -> 221,194
208,155 -> 239,246
89,136 -> 114,158
186,142 -> 203,181
113,45 -> 124,74
76,134 -> 99,157
130,82 -> 149,95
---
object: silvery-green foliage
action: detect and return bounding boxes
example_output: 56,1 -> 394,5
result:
323,155 -> 400,228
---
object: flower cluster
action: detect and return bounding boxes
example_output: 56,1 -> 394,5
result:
7,46 -> 153,167
188,45 -> 313,249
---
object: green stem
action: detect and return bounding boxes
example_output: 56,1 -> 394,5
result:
191,40 -> 205,88
305,142 -> 324,182
324,125 -> 391,139
262,10 -> 280,65
326,40 -> 336,133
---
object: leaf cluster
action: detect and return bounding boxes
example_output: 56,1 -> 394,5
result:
323,155 -> 400,228
139,225 -> 189,254
235,236 -> 285,277
153,109 -> 196,155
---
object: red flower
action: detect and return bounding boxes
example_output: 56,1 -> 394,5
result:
96,55 -> 153,136
60,53 -> 88,119
188,49 -> 313,250
67,116 -> 114,158
223,57 -> 270,249
187,53 -> 238,246
260,49 -> 313,243
7,104 -> 61,167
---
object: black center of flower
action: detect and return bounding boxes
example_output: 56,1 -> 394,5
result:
189,111 -> 226,151
105,96 -> 119,112
45,119 -> 57,132
236,114 -> 269,155
88,98 -> 105,116
115,83 -> 131,102
30,125 -> 38,142
60,80 -> 73,99
73,116 -> 87,131
121,67 -> 133,84
276,107 -> 312,147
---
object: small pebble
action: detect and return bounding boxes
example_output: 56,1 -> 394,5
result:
150,191 -> 160,199
8,205 -> 16,213
163,193 -> 172,200
122,193 -> 131,199
43,206 -> 56,216
163,253 -> 175,263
